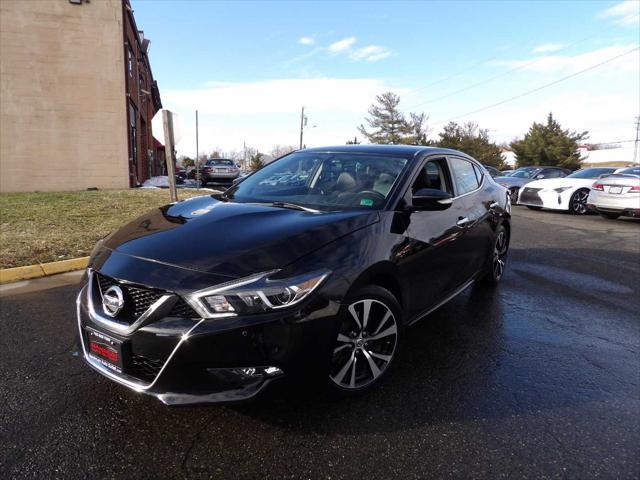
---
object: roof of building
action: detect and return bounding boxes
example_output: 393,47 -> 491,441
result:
579,145 -> 636,164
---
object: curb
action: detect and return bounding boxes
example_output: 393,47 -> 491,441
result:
0,257 -> 90,285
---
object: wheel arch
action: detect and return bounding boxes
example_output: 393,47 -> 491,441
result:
345,262 -> 405,313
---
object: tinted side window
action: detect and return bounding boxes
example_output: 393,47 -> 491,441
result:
411,158 -> 452,194
450,158 -> 480,195
540,169 -> 563,179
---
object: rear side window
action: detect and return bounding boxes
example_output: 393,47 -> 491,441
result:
542,169 -> 566,179
450,158 -> 480,195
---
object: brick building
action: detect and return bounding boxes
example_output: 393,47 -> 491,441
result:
0,0 -> 162,192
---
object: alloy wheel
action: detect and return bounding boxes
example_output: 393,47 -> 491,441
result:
572,190 -> 589,214
330,299 -> 398,390
493,230 -> 508,280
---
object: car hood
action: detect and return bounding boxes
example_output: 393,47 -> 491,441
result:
524,177 -> 595,190
100,195 -> 378,278
494,176 -> 531,187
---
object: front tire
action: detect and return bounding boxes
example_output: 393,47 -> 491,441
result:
328,286 -> 402,396
569,189 -> 589,215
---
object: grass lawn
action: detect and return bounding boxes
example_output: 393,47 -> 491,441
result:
0,189 -> 213,269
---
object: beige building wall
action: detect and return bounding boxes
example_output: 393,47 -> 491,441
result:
0,0 -> 129,192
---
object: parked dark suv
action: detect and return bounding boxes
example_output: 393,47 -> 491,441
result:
77,145 -> 511,405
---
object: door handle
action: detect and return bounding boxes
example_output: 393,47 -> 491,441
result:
456,217 -> 471,228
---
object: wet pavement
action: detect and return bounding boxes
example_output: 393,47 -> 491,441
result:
1,208 -> 639,479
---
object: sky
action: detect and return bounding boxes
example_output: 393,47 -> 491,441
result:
135,0 -> 640,158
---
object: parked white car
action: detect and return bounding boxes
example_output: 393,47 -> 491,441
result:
518,167 -> 617,214
587,167 -> 640,219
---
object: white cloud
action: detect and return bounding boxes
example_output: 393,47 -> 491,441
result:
350,45 -> 392,62
160,78 -> 404,155
599,0 -> 640,26
298,36 -> 315,46
328,37 -> 357,53
532,43 -> 565,54
489,44 -> 639,74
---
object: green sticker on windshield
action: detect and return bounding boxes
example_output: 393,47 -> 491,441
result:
360,198 -> 374,207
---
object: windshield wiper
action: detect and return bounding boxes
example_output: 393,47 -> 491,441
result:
251,201 -> 320,213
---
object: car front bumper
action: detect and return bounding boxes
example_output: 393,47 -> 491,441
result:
75,274 -> 340,405
518,187 -> 571,210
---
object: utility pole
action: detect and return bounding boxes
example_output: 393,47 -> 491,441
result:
299,106 -> 306,150
162,110 -> 179,202
633,116 -> 639,165
195,110 -> 200,188
243,141 -> 247,171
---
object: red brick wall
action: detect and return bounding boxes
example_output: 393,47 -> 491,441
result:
123,0 -> 161,186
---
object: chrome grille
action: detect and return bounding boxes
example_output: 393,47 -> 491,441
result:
169,299 -> 200,318
95,272 -> 164,322
520,187 -> 543,206
95,272 -> 200,321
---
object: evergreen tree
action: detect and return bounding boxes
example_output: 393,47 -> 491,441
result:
249,152 -> 265,171
436,122 -> 504,168
510,113 -> 588,170
358,92 -> 429,145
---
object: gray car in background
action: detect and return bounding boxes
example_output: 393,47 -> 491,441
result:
494,166 -> 572,203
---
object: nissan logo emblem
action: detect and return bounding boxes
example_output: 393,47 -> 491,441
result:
102,285 -> 125,318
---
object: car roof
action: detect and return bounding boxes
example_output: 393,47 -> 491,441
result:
302,144 -> 471,159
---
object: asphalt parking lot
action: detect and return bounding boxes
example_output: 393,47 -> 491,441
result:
1,207 -> 638,479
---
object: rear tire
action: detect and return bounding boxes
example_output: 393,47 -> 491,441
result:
599,212 -> 620,219
327,286 -> 402,397
526,206 -> 542,211
569,188 -> 589,215
479,224 -> 509,286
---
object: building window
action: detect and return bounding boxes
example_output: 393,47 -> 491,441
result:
127,47 -> 134,77
129,102 -> 137,165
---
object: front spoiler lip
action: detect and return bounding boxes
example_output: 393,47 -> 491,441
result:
76,287 -> 275,405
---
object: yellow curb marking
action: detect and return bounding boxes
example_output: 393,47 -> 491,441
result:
0,257 -> 90,285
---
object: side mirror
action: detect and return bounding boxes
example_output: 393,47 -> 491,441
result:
536,174 -> 545,179
409,188 -> 453,211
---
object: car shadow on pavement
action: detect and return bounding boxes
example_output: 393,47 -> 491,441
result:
228,247 -> 639,436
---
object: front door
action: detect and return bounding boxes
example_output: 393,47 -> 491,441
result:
394,156 -> 471,319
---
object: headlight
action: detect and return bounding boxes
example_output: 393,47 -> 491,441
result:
185,270 -> 330,318
553,187 -> 571,193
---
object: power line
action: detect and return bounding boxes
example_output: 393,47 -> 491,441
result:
431,47 -> 639,126
407,16 -> 639,110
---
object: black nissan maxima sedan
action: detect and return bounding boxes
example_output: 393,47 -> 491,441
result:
77,145 -> 511,405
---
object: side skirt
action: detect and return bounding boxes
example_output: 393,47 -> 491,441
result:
406,277 -> 476,327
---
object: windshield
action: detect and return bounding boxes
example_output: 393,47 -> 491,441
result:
226,151 -> 409,211
207,159 -> 235,166
509,168 -> 540,178
567,168 -> 615,179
